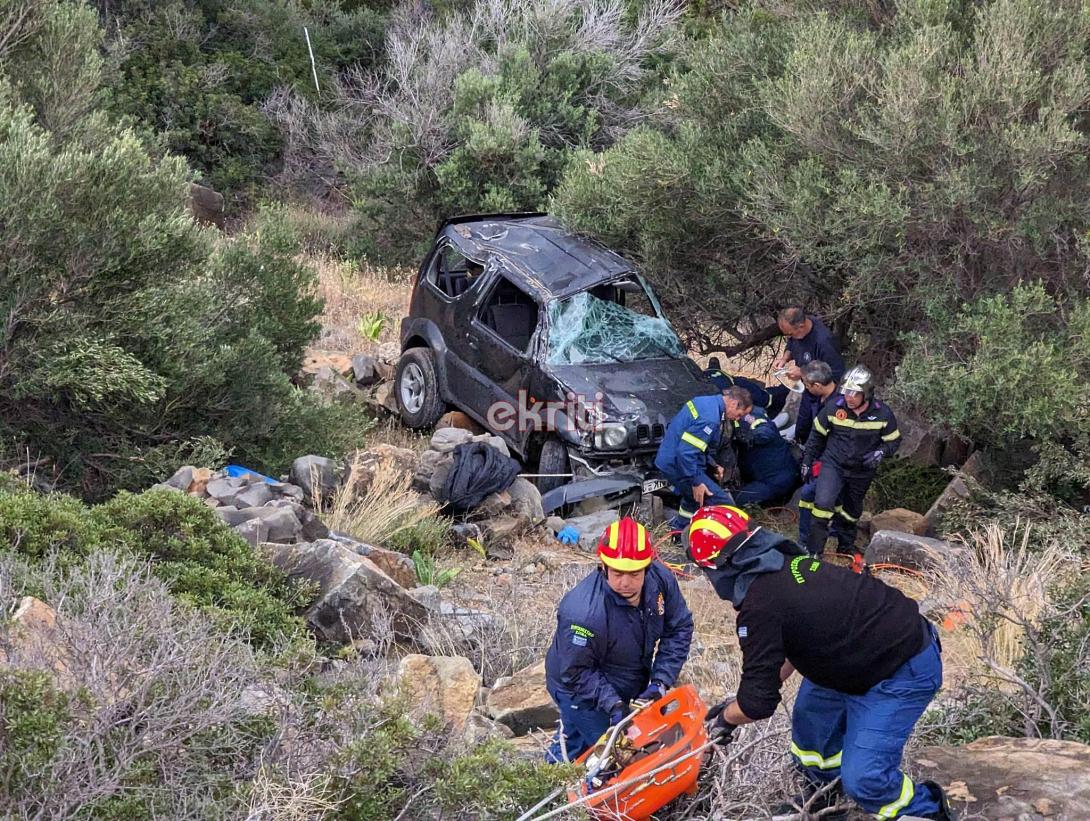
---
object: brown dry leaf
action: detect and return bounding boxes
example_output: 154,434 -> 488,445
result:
946,781 -> 977,802
1033,798 -> 1055,816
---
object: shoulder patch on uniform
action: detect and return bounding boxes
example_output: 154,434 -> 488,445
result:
738,626 -> 748,638
571,634 -> 587,646
704,425 -> 713,435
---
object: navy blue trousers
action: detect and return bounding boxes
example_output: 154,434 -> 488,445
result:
790,629 -> 943,818
669,474 -> 733,530
545,690 -> 615,763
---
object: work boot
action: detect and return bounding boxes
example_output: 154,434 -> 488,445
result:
771,780 -> 847,820
917,780 -> 958,820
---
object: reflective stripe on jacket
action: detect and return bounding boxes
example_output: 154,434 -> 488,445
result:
803,396 -> 901,473
654,394 -> 725,485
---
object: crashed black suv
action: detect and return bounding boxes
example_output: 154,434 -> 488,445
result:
395,213 -> 717,493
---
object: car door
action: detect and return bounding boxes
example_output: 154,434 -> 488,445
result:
459,272 -> 542,449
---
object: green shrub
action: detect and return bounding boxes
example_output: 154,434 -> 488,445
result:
0,669 -> 71,802
864,458 -> 949,514
388,515 -> 453,559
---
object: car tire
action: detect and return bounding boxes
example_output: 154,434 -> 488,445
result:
395,348 -> 445,429
535,438 -> 570,494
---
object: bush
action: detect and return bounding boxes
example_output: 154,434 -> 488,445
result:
0,488 -> 309,648
864,458 -> 949,514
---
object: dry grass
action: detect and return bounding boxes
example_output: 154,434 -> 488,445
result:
929,522 -> 1070,684
314,254 -> 414,352
361,415 -> 432,455
319,456 -> 439,546
245,768 -> 340,821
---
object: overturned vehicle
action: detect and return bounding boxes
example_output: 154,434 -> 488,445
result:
395,213 -> 718,513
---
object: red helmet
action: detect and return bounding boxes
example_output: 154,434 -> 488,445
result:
688,505 -> 751,567
597,517 -> 655,571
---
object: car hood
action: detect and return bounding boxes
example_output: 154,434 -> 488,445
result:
547,359 -> 719,423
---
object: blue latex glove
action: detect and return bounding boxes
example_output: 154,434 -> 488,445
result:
862,450 -> 884,470
636,681 -> 666,702
609,704 -> 627,726
556,525 -> 580,545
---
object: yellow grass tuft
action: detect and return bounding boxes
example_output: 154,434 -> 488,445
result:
314,255 -> 414,353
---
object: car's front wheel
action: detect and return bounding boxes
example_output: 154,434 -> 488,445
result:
395,348 -> 445,429
535,437 -> 571,494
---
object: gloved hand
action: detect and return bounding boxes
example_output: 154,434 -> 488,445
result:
636,681 -> 665,702
862,450 -> 884,470
555,525 -> 580,545
609,703 -> 627,726
704,699 -> 738,746
800,461 -> 813,482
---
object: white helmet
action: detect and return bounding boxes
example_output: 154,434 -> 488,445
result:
840,365 -> 875,400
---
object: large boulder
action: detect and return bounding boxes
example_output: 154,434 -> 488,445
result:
344,445 -> 417,496
864,530 -> 968,571
869,508 -> 929,536
291,455 -> 340,502
240,506 -> 303,544
350,353 -> 380,387
414,448 -> 452,493
394,654 -> 480,731
508,477 -> 544,522
263,539 -> 428,644
430,427 -> 474,454
914,736 -> 1090,820
310,365 -> 363,402
301,349 -> 354,379
187,182 -> 225,228
486,660 -> 559,736
895,416 -> 945,468
328,535 -> 416,590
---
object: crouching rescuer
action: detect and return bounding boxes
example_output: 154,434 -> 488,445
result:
688,506 -> 956,820
544,518 -> 694,763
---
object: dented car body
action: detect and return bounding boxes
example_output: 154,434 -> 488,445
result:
396,213 -> 717,492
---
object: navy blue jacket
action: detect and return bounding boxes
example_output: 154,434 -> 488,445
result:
545,562 -> 694,711
734,408 -> 798,483
704,369 -> 773,411
654,395 -> 725,485
787,316 -> 845,382
804,395 -> 902,475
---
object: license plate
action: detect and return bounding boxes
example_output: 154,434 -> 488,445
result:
642,478 -> 668,494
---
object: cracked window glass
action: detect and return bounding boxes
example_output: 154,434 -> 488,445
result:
546,281 -> 685,365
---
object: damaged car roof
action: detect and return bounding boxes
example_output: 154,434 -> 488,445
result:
441,213 -> 633,299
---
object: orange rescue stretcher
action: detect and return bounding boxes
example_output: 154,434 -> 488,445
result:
567,684 -> 709,820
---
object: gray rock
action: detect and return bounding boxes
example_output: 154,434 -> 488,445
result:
414,449 -> 451,493
234,518 -> 269,548
481,517 -> 521,560
340,540 -> 416,589
429,460 -> 453,502
350,353 -> 380,387
486,660 -> 559,736
376,341 -> 400,364
476,491 -> 512,518
564,509 -> 620,551
163,466 -> 195,491
298,508 -> 330,542
473,433 -> 510,457
408,584 -> 443,611
262,539 -> 429,645
234,482 -> 274,509
187,182 -> 225,228
242,506 -> 303,544
215,506 -> 258,528
507,477 -> 544,522
914,736 -> 1090,820
451,522 -> 484,551
274,482 -> 306,502
896,416 -> 945,468
151,482 -> 184,493
430,428 -> 474,453
463,712 -> 515,746
310,365 -> 364,402
864,530 -> 969,571
290,455 -> 340,502
205,476 -> 244,505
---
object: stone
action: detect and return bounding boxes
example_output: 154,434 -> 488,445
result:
164,465 -> 195,491
234,683 -> 290,718
310,365 -> 363,402
436,411 -> 485,433
896,416 -> 945,468
350,542 -> 417,589
300,349 -> 354,379
371,381 -> 399,414
939,435 -> 971,469
486,661 -> 559,736
429,460 -> 453,502
233,517 -> 269,547
430,427 -> 474,454
463,712 -> 515,746
350,353 -> 379,387
291,455 -> 340,502
408,584 -> 443,611
234,482 -> 274,509
205,476 -> 244,505
0,597 -> 70,684
507,477 -> 544,522
564,509 -> 620,551
243,506 -> 303,543
263,539 -> 429,644
187,182 -> 225,228
451,522 -> 484,551
480,517 -> 522,560
344,445 -> 418,497
273,482 -> 306,502
476,491 -> 512,518
869,508 -> 929,536
298,508 -> 330,542
864,530 -> 969,571
215,506 -> 258,528
913,736 -> 1090,820
394,654 -> 480,731
473,433 -> 510,457
186,467 -> 214,496
151,482 -> 183,493
376,341 -> 400,364
413,449 -> 452,493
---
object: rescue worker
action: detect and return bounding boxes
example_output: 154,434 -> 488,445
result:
703,359 -> 787,419
689,506 -> 956,821
772,307 -> 845,443
730,393 -> 799,507
801,365 -> 901,558
544,518 -> 694,762
655,386 -> 751,530
796,360 -> 841,545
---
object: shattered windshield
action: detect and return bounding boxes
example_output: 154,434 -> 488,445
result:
545,282 -> 686,365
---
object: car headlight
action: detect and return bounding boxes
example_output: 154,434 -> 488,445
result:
594,424 -> 628,449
